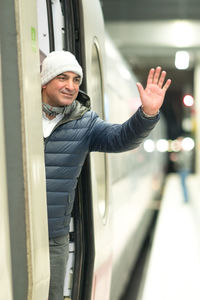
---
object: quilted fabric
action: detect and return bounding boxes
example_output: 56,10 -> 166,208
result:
45,106 -> 159,238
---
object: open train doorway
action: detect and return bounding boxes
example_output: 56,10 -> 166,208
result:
37,0 -> 95,299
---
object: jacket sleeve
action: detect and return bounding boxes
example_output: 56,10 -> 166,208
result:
89,106 -> 160,153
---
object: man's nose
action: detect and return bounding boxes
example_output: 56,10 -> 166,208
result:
65,80 -> 74,90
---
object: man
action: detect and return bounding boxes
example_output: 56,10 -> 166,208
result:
41,50 -> 171,300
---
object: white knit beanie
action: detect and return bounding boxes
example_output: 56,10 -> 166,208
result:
41,50 -> 83,86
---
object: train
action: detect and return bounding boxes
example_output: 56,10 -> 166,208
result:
0,0 -> 167,299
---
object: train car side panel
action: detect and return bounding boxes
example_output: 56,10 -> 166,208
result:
80,1 -> 113,299
0,0 -> 50,299
0,49 -> 13,300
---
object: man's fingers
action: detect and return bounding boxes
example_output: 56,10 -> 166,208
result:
152,66 -> 162,84
158,71 -> 167,88
147,68 -> 155,86
163,79 -> 172,92
136,82 -> 144,96
146,66 -> 171,92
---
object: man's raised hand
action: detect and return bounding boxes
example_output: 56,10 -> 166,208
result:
136,66 -> 171,116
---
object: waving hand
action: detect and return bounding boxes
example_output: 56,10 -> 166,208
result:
136,66 -> 171,116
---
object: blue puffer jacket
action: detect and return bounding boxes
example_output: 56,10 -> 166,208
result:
45,93 -> 159,238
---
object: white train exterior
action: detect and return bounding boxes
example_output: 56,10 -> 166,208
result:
0,0 -> 167,299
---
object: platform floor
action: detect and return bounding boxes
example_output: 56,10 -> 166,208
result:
138,174 -> 200,300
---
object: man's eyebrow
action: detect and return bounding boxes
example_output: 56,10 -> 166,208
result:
57,73 -> 81,78
57,73 -> 68,77
73,74 -> 81,79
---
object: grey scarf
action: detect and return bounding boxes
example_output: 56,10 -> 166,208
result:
42,101 -> 76,117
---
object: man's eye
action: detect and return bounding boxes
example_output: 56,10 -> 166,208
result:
74,78 -> 81,84
57,76 -> 65,80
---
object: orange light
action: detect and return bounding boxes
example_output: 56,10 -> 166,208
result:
183,95 -> 194,107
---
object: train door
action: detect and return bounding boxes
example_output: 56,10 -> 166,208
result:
79,1 -> 113,299
0,0 -> 50,299
37,1 -> 92,299
37,0 -> 112,299
64,1 -> 113,299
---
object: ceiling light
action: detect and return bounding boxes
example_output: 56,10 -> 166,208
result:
175,51 -> 190,70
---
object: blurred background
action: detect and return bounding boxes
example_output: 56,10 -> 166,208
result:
100,0 -> 200,174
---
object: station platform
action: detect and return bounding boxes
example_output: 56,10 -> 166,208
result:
138,173 -> 200,300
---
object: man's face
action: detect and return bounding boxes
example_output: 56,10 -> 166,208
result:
42,71 -> 81,107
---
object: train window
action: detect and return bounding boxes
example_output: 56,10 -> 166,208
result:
90,40 -> 108,221
36,0 -> 50,56
51,0 -> 65,50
